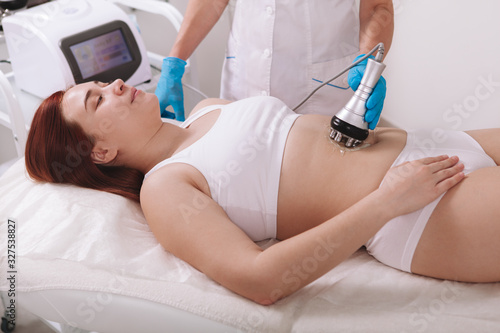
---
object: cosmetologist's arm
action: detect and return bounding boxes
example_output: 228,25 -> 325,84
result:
169,0 -> 229,61
359,0 -> 394,57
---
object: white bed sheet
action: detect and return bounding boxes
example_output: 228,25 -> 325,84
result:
1,158 -> 499,332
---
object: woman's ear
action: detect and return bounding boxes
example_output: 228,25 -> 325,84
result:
91,145 -> 118,165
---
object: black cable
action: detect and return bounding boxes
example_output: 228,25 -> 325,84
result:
150,64 -> 161,72
0,60 -> 11,64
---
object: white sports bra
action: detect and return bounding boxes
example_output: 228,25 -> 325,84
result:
145,96 -> 300,241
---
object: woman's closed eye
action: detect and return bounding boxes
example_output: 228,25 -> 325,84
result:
94,81 -> 114,110
96,95 -> 103,109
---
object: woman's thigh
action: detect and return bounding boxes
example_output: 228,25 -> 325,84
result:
466,129 -> 500,165
411,166 -> 500,282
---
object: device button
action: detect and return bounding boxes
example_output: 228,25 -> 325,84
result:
55,0 -> 90,20
62,7 -> 79,15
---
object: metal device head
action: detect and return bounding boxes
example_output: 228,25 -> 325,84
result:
329,47 -> 386,148
329,116 -> 369,148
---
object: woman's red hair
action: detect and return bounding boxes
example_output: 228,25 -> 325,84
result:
25,90 -> 143,202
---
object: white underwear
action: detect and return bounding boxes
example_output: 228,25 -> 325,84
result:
365,129 -> 496,272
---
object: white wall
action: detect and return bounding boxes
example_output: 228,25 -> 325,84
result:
134,0 -> 230,99
382,0 -> 500,130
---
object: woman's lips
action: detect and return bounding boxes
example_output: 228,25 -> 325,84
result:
131,87 -> 138,102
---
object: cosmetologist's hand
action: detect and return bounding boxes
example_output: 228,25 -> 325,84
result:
379,155 -> 465,218
155,57 -> 187,121
348,54 -> 386,130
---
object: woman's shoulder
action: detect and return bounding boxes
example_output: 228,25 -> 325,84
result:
188,98 -> 232,117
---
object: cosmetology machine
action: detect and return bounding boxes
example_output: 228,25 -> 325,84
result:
0,0 -> 202,161
0,0 -> 28,31
295,43 -> 386,148
2,0 -> 152,98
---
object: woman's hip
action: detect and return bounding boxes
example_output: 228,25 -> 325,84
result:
365,128 -> 496,273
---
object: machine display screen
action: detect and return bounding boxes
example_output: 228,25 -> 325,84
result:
69,29 -> 133,80
60,20 -> 142,84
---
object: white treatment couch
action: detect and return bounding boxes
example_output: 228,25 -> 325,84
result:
1,157 -> 500,333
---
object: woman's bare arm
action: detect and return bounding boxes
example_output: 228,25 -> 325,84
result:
140,156 -> 464,305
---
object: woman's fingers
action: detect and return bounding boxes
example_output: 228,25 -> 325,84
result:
435,161 -> 465,188
418,154 -> 450,166
417,154 -> 466,199
435,170 -> 466,193
427,155 -> 459,172
379,154 -> 467,217
423,155 -> 465,187
418,155 -> 463,175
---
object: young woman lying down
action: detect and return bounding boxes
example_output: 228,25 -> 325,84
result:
25,79 -> 500,304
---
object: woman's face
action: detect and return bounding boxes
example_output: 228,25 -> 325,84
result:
61,79 -> 160,160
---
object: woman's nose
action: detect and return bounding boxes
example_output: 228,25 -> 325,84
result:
110,79 -> 125,95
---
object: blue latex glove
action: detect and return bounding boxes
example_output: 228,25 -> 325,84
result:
347,54 -> 387,130
155,57 -> 187,121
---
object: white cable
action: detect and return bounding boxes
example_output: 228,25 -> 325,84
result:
182,82 -> 209,99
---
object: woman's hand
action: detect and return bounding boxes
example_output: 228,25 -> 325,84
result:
379,155 -> 465,217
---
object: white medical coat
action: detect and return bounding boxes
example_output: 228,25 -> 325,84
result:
220,0 -> 360,115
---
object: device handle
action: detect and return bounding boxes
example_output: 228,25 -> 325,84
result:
358,58 -> 386,93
